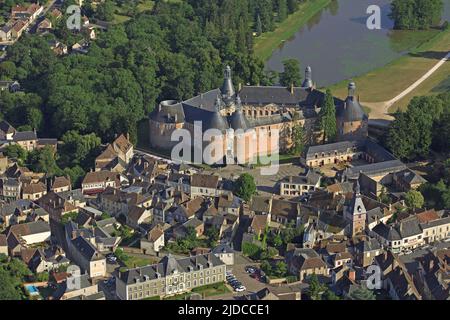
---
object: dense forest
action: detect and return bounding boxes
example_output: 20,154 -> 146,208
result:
390,0 -> 444,30
0,0 -> 312,142
0,0 -> 310,184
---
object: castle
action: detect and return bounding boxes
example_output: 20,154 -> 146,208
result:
149,66 -> 368,164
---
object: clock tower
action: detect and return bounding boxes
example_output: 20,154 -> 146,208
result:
344,181 -> 367,237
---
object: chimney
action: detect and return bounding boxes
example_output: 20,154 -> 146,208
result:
348,269 -> 356,282
126,132 -> 130,141
429,259 -> 434,271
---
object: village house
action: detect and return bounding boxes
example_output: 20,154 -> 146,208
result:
286,248 -> 328,282
215,192 -> 241,215
6,220 -> 51,246
51,176 -> 72,193
392,169 -> 427,192
0,177 -> 22,200
375,251 -> 422,300
59,274 -> 104,300
126,205 -> 152,230
0,25 -> 13,42
29,246 -> 70,273
67,235 -> 106,278
37,18 -> 52,33
140,225 -> 165,255
115,254 -> 226,300
37,191 -> 78,222
0,120 -> 16,140
280,170 -> 322,197
212,244 -> 235,265
354,238 -> 383,267
190,173 -> 220,198
95,134 -> 133,172
0,234 -> 7,256
98,187 -> 152,218
22,182 -> 47,200
82,171 -> 120,196
371,213 -> 450,253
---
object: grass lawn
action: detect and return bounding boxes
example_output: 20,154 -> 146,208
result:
115,249 -> 159,268
191,282 -> 231,297
253,0 -> 332,62
328,27 -> 450,105
389,57 -> 450,112
163,282 -> 230,300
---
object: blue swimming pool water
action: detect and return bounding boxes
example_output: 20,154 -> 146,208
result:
25,285 -> 39,294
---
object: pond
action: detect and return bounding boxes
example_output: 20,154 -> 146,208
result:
266,0 -> 450,87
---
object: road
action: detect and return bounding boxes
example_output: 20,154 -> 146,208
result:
28,0 -> 58,34
364,51 -> 450,125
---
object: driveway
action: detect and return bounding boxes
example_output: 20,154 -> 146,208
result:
364,51 -> 450,123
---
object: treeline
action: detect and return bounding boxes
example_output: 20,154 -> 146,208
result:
385,93 -> 450,210
385,93 -> 449,161
1,0 -> 291,145
390,0 -> 444,30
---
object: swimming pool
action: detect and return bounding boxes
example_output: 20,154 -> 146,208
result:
25,285 -> 40,295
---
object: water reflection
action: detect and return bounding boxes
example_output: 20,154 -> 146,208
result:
266,0 -> 450,87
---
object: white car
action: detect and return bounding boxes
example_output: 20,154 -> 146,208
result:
235,286 -> 246,292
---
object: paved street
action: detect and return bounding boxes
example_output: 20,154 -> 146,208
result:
204,163 -> 307,195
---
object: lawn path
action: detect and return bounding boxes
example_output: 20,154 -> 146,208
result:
365,51 -> 450,124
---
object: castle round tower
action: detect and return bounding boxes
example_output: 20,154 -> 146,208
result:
337,82 -> 369,141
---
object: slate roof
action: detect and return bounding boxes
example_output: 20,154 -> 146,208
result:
22,182 -> 46,194
239,86 -> 327,107
394,169 -> 427,185
0,234 -> 7,247
71,236 -> 103,261
8,220 -> 50,237
344,160 -> 406,180
191,174 -> 219,189
212,244 -> 234,254
0,120 -> 16,134
13,131 -> 37,142
372,223 -> 401,241
118,253 -> 224,285
283,170 -> 321,186
250,196 -> 272,213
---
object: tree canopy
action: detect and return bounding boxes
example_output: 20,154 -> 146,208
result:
233,173 -> 257,202
390,0 -> 444,30
279,59 -> 302,87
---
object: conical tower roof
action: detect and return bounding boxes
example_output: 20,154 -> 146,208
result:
229,95 -> 250,130
343,82 -> 366,122
204,96 -> 229,132
220,65 -> 235,100
302,66 -> 313,89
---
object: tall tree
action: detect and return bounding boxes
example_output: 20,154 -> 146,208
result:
277,0 -> 288,22
233,173 -> 257,202
256,14 -> 263,36
405,190 -> 425,209
291,123 -> 305,155
319,89 -> 337,143
279,59 -> 302,87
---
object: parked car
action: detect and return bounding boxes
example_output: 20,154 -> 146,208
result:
245,266 -> 256,274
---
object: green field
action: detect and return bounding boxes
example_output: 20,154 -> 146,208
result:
253,0 -> 332,62
328,27 -> 450,107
